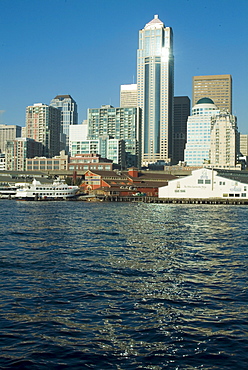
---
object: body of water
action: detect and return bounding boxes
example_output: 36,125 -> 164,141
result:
0,200 -> 247,369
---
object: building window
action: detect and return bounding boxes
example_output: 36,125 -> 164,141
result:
198,179 -> 204,184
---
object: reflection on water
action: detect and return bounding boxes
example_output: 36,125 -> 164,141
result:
0,201 -> 247,369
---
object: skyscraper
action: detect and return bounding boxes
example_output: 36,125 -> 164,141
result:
69,122 -> 88,155
240,134 -> 248,157
192,75 -> 232,113
50,95 -> 78,152
120,84 -> 137,108
137,15 -> 174,166
240,134 -> 248,169
0,124 -> 22,154
173,96 -> 190,163
5,137 -> 43,171
184,98 -> 219,166
87,105 -> 141,168
210,112 -> 238,169
26,103 -> 61,157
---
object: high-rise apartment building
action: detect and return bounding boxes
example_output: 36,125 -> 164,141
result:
26,103 -> 61,157
5,137 -> 43,171
69,136 -> 126,168
240,134 -> 248,156
173,96 -> 190,163
50,95 -> 78,151
0,124 -> 22,153
70,139 -> 98,157
239,134 -> 248,169
184,98 -> 219,166
192,75 -> 232,113
87,105 -> 141,168
69,122 -> 88,154
137,15 -> 174,166
209,112 -> 238,169
120,84 -> 137,108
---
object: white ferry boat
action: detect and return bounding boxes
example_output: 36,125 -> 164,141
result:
0,185 -> 19,199
15,178 -> 79,200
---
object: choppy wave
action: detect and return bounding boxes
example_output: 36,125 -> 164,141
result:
0,201 -> 247,369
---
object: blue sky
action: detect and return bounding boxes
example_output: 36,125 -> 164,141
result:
0,0 -> 248,132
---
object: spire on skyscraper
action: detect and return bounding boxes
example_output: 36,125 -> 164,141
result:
145,15 -> 164,29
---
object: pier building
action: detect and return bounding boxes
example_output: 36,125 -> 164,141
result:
81,168 -> 177,197
159,168 -> 248,200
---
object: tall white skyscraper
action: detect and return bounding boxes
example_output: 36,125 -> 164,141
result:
137,15 -> 174,166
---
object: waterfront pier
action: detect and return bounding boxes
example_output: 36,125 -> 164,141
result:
94,195 -> 248,205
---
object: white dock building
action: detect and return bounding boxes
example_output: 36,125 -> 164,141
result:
159,168 -> 248,200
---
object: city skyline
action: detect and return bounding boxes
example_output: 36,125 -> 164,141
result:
0,0 -> 247,133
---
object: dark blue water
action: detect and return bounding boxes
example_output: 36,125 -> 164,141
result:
0,200 -> 247,369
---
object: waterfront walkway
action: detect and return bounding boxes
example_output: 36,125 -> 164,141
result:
95,195 -> 248,205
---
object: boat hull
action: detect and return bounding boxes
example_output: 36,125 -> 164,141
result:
15,193 -> 79,201
14,178 -> 79,201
